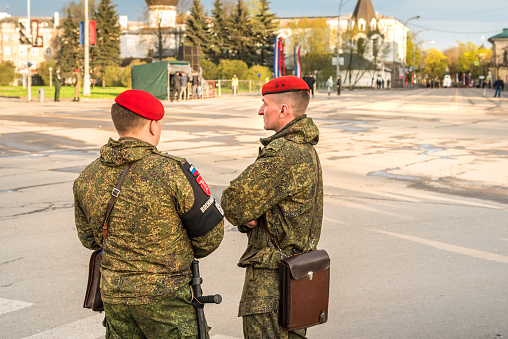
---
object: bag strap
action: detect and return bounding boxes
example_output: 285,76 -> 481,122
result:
262,146 -> 321,256
102,162 -> 135,243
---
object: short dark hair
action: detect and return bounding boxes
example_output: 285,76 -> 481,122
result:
111,103 -> 149,135
275,90 -> 310,118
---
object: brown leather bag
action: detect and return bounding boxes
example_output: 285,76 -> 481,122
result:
279,249 -> 330,330
83,163 -> 134,312
264,148 -> 329,330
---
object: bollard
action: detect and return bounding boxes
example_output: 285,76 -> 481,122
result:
38,88 -> 45,102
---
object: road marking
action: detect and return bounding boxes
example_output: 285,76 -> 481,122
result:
370,229 -> 508,264
0,297 -> 32,316
23,314 -> 104,339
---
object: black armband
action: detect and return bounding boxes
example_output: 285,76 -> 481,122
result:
179,160 -> 224,238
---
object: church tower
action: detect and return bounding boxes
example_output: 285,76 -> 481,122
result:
350,0 -> 378,32
146,0 -> 178,28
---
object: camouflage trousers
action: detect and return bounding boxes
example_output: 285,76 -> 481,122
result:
103,284 -> 208,339
243,309 -> 307,339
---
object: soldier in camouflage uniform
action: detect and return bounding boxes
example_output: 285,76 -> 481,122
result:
221,76 -> 323,339
74,90 -> 224,338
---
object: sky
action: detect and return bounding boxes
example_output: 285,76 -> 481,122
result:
4,0 -> 508,51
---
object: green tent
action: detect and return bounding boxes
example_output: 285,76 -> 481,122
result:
131,61 -> 194,100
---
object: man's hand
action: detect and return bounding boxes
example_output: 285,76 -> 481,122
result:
244,220 -> 258,229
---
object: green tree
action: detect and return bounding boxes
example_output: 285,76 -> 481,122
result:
0,61 -> 16,86
228,0 -> 255,65
243,64 -> 271,80
251,0 -> 278,67
35,61 -> 57,86
218,59 -> 248,79
443,46 -> 461,74
185,0 -> 210,52
93,0 -> 121,87
201,59 -> 219,80
121,59 -> 147,88
457,42 -> 492,78
58,8 -> 82,77
208,0 -> 231,63
61,0 -> 97,21
406,34 -> 421,69
424,48 -> 448,80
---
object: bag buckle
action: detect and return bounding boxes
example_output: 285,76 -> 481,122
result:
111,188 -> 120,197
307,271 -> 314,280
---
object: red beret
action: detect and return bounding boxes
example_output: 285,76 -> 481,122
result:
115,90 -> 165,120
262,75 -> 310,95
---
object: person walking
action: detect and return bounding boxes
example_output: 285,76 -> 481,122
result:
307,74 -> 316,98
337,76 -> 342,95
221,76 -> 323,339
192,71 -> 200,99
232,74 -> 239,96
74,89 -> 224,338
180,72 -> 189,100
493,77 -> 504,98
171,72 -> 182,102
326,76 -> 333,96
54,69 -> 62,102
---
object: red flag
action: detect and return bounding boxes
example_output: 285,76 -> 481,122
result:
89,20 -> 96,46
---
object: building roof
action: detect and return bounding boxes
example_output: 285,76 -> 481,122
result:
488,28 -> 508,41
352,0 -> 376,22
145,0 -> 178,7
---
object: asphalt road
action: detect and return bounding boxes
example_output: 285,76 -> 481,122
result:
0,88 -> 507,338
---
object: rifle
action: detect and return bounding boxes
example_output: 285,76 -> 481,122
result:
190,260 -> 222,339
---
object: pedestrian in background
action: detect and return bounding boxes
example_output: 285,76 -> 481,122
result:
180,72 -> 189,100
337,75 -> 342,95
221,76 -> 322,339
171,71 -> 181,102
307,74 -> 316,98
73,89 -> 224,338
326,76 -> 333,96
192,71 -> 200,99
54,68 -> 62,102
493,77 -> 504,98
232,74 -> 239,96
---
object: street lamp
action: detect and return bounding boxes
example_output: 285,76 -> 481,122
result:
402,16 -> 420,88
49,67 -> 53,87
336,0 -> 353,81
419,39 -> 434,85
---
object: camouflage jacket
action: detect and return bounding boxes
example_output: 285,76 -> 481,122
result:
221,115 -> 323,315
74,138 -> 224,305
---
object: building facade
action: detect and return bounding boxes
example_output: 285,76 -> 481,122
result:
488,28 -> 508,83
0,12 -> 59,73
279,0 -> 408,87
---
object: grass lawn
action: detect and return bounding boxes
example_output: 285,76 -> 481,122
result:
0,86 -> 129,100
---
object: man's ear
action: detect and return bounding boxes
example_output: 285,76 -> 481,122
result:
149,120 -> 157,136
280,104 -> 289,117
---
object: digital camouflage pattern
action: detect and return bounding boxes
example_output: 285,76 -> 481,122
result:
243,309 -> 306,339
74,137 -> 224,305
103,284 -> 209,338
221,115 -> 323,318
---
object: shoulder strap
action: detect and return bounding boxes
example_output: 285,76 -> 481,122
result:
101,162 -> 135,243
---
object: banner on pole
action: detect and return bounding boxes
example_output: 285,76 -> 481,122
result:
294,45 -> 301,78
80,21 -> 97,46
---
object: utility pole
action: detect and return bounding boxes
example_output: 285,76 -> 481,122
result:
83,0 -> 91,96
336,0 -> 352,81
27,0 -> 31,102
402,16 -> 420,89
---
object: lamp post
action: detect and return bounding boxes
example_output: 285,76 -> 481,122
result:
49,67 -> 53,87
83,0 -> 91,96
402,16 -> 420,88
336,0 -> 353,81
419,39 -> 434,85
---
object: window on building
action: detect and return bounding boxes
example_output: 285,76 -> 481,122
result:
4,47 -> 11,55
358,19 -> 366,31
504,49 -> 507,65
20,48 -> 26,56
45,47 -> 53,56
371,19 -> 377,30
31,48 -> 39,56
4,34 -> 9,42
